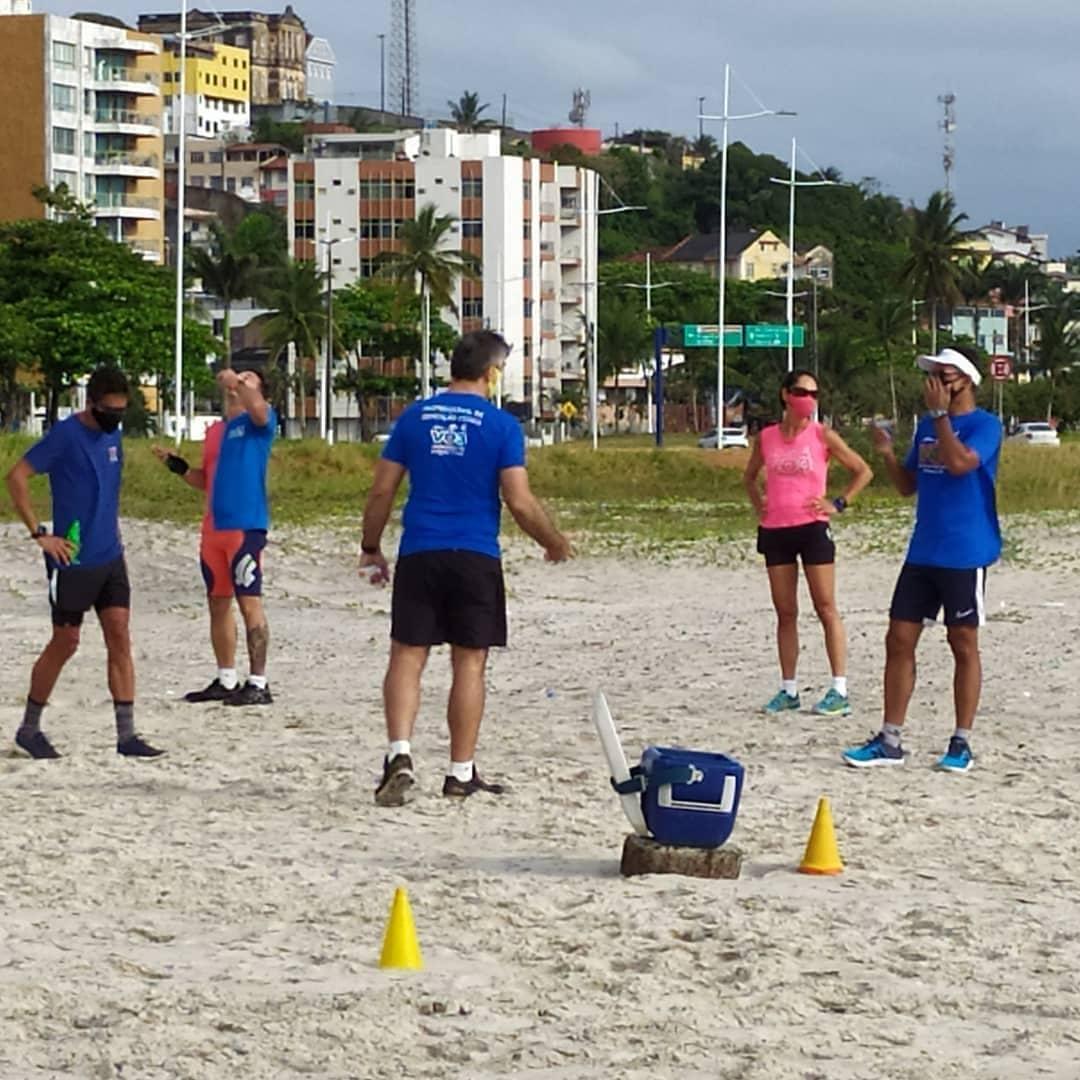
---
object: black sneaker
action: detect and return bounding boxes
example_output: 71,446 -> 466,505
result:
117,735 -> 166,758
375,753 -> 416,807
183,678 -> 235,703
224,681 -> 273,707
15,729 -> 61,760
442,769 -> 505,799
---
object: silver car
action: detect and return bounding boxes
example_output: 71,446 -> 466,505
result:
698,426 -> 750,450
1008,421 -> 1060,447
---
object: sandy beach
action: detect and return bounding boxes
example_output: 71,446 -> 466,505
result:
2,514 -> 1080,1080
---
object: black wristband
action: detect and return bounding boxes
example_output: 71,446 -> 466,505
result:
833,496 -> 847,513
361,543 -> 380,555
166,453 -> 190,476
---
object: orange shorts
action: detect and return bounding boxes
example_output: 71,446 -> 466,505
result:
199,529 -> 266,598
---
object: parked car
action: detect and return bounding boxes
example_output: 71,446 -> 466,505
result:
698,426 -> 750,450
1007,421 -> 1060,447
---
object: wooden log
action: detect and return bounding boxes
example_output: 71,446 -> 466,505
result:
620,834 -> 743,880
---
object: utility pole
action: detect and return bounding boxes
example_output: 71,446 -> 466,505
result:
698,96 -> 705,140
378,33 -> 385,113
501,92 -> 507,129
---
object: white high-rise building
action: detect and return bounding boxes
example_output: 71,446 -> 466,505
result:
289,128 -> 599,422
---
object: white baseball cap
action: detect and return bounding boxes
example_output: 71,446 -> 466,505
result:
916,347 -> 982,386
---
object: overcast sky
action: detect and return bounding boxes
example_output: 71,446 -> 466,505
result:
48,0 -> 1080,254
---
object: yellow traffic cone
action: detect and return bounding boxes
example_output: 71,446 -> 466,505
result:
379,887 -> 424,970
798,796 -> 844,875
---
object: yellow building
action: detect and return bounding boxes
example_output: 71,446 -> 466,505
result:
161,40 -> 250,137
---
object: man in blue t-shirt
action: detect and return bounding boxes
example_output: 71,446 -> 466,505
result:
843,346 -> 1002,774
152,366 -> 276,708
359,330 -> 572,806
4,367 -> 163,760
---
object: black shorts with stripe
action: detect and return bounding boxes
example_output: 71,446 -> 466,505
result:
391,549 -> 507,649
889,563 -> 989,628
48,557 -> 131,627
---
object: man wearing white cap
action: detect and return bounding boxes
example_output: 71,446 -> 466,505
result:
843,344 -> 1001,773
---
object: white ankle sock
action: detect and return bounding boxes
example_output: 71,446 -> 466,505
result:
449,760 -> 474,782
388,739 -> 411,760
953,727 -> 971,745
832,676 -> 848,698
248,674 -> 268,690
218,668 -> 239,690
782,679 -> 798,697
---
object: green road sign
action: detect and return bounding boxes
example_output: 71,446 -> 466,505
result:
745,324 -> 806,348
682,324 -> 744,348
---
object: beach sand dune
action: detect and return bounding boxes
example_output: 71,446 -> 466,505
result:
2,519 -> 1079,1079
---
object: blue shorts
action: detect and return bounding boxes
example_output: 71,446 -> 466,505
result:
889,563 -> 988,628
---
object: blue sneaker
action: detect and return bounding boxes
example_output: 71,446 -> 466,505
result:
813,688 -> 851,717
763,690 -> 800,714
842,732 -> 905,768
936,735 -> 973,773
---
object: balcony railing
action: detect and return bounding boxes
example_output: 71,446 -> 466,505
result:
94,67 -> 160,87
94,193 -> 160,210
95,151 -> 160,170
540,200 -> 556,217
95,108 -> 160,129
560,203 -> 580,219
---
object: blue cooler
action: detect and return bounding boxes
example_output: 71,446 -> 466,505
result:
638,746 -> 744,848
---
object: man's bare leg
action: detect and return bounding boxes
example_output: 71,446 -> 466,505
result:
376,641 -> 429,806
18,624 -> 81,757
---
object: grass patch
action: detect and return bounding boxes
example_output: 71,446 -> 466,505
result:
2,433 -> 1079,547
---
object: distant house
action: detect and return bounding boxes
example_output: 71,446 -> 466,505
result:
795,243 -> 834,288
656,229 -> 790,282
967,221 -> 1049,266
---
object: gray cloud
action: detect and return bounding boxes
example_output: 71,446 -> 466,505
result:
49,0 -> 1080,253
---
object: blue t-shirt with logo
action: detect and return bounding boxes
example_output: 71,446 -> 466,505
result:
903,408 -> 1002,569
383,392 -> 526,559
23,414 -> 124,568
211,407 -> 276,531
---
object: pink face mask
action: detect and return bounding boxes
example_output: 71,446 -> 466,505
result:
787,393 -> 817,419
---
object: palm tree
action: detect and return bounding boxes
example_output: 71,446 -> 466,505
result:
986,261 -> 1047,360
187,221 -> 263,365
956,254 -> 997,354
900,190 -> 969,353
690,134 -> 718,160
869,295 -> 911,423
254,260 -> 328,429
448,91 -> 491,132
1034,289 -> 1080,420
376,203 -> 480,397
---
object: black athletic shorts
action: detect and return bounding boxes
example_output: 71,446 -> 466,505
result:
391,550 -> 507,648
48,557 -> 131,627
890,563 -> 988,628
756,522 -> 836,568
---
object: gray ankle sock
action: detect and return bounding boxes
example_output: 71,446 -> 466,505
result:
114,701 -> 135,743
20,697 -> 45,735
882,723 -> 904,748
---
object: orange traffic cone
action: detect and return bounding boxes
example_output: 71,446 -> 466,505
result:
378,887 -> 423,970
798,796 -> 843,875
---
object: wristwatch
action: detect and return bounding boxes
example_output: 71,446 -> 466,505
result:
30,524 -> 47,540
832,497 -> 847,513
929,408 -> 948,420
360,543 -> 380,555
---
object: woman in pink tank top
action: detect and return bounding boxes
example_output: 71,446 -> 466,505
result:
743,370 -> 872,718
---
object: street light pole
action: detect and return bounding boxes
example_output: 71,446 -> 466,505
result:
378,33 -> 385,114
319,218 -> 342,443
769,137 -> 839,372
620,251 -> 674,434
172,0 -> 188,445
700,67 -> 794,436
697,96 -> 705,140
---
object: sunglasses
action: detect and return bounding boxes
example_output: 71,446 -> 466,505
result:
788,386 -> 820,399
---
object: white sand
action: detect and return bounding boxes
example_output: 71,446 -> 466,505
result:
2,515 -> 1080,1079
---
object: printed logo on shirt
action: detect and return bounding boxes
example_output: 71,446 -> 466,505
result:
430,423 -> 468,456
770,446 -> 813,476
228,425 -> 247,440
107,446 -> 119,463
918,439 -> 945,473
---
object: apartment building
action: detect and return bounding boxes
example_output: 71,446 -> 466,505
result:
138,8 -> 307,106
288,128 -> 600,420
0,10 -> 165,262
161,39 -> 251,137
166,136 -> 287,202
305,35 -> 335,104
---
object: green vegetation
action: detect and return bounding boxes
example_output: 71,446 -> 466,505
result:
3,435 -> 1078,551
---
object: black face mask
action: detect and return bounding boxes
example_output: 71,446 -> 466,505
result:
91,407 -> 124,434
